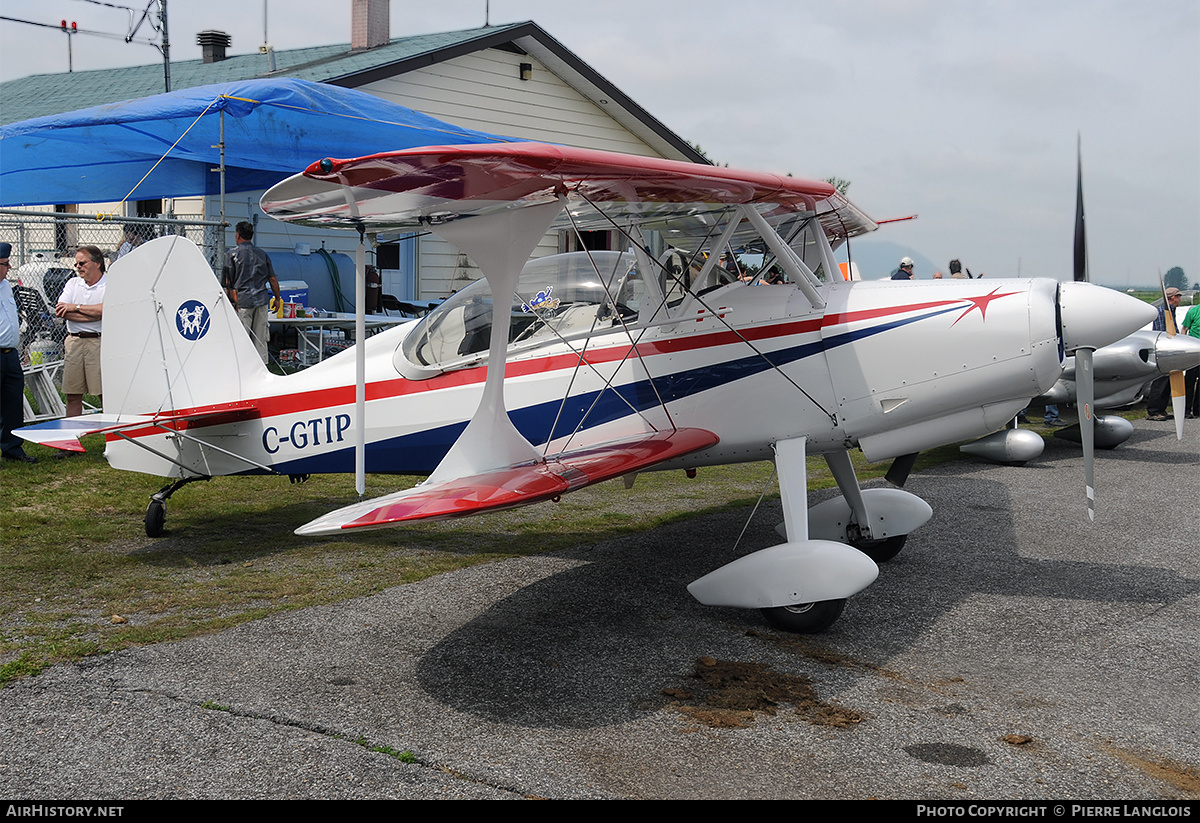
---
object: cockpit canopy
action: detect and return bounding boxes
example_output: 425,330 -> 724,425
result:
398,251 -> 645,373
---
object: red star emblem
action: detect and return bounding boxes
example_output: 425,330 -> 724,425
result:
951,287 -> 1018,326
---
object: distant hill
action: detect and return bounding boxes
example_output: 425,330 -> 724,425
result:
836,239 -> 944,280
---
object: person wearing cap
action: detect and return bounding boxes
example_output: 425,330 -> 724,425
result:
55,245 -> 106,418
0,242 -> 36,463
1145,287 -> 1183,421
891,257 -> 916,280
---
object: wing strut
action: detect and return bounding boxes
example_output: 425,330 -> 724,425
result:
423,197 -> 567,483
742,206 -> 826,310
531,238 -> 673,454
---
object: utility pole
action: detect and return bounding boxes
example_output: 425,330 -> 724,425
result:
160,0 -> 170,92
60,20 -> 78,72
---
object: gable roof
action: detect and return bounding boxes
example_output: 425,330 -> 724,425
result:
0,21 -> 705,163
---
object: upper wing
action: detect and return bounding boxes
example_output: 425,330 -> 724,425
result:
296,427 -> 719,536
261,142 -> 876,242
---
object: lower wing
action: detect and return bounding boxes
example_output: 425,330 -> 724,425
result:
296,427 -> 719,535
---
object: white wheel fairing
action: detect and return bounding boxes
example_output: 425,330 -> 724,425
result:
687,540 -> 879,609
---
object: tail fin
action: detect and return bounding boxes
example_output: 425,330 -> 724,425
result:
103,235 -> 271,416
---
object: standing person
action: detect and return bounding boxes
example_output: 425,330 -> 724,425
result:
116,223 -> 147,259
1145,287 -> 1183,421
1182,298 -> 1200,419
890,257 -> 915,280
0,242 -> 36,463
55,246 -> 106,419
224,221 -> 281,365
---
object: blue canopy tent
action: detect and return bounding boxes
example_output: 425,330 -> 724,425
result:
0,78 -> 515,207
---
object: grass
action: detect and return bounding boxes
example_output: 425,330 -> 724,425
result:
0,411 -> 1079,687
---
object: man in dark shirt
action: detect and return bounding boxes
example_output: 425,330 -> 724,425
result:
224,221 -> 281,364
890,257 -> 915,280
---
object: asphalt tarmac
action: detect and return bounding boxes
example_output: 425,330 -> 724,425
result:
2,421 -> 1197,800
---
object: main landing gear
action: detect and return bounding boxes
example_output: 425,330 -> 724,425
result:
687,439 -> 933,633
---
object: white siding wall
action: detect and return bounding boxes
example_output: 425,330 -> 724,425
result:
362,49 -> 661,156
362,49 -> 666,298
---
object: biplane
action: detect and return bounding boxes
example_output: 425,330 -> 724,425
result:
18,142 -> 1157,632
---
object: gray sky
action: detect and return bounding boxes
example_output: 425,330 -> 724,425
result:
2,0 -> 1197,287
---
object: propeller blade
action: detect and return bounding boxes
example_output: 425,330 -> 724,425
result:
1157,274 -> 1186,440
1170,371 -> 1187,440
1073,135 -> 1088,283
1077,347 -> 1096,521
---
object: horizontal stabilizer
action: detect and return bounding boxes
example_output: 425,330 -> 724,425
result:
297,427 -> 719,536
17,414 -> 152,451
16,403 -> 260,451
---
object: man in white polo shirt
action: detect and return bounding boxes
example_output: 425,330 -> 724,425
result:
55,245 -> 106,418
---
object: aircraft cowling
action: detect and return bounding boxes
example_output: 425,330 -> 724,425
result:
1056,281 -> 1157,354
824,279 -> 1063,462
1153,331 -> 1200,374
822,279 -> 1155,462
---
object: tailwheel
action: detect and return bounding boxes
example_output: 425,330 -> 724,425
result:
143,475 -> 211,538
761,599 -> 846,633
145,499 -> 166,538
852,534 -> 907,563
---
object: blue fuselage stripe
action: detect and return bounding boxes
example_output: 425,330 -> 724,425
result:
266,307 -> 956,475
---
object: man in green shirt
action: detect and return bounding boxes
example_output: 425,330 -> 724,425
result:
1182,300 -> 1200,419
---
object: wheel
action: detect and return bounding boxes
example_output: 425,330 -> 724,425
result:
852,534 -> 907,563
145,499 -> 166,538
761,599 -> 846,633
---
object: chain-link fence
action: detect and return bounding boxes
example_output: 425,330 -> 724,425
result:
1,210 -> 224,418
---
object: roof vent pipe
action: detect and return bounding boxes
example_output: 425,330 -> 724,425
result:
198,30 -> 232,63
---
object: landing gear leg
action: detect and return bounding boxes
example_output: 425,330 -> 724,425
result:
814,451 -> 926,563
144,476 -> 210,537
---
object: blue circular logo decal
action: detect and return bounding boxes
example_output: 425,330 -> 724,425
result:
176,300 -> 211,341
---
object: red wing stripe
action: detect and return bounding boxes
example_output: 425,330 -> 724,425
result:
337,427 -> 719,530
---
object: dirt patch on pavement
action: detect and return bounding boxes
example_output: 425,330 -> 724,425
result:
664,657 -> 865,730
1103,745 -> 1200,796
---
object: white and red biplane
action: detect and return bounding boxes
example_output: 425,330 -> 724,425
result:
19,143 -> 1157,632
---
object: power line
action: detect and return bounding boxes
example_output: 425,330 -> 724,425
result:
0,15 -> 158,46
67,0 -> 142,12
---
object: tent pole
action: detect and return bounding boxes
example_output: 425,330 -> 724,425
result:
218,109 -> 226,262
355,225 -> 367,498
